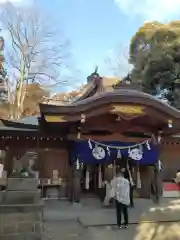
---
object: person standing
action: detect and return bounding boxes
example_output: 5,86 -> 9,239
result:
111,168 -> 130,229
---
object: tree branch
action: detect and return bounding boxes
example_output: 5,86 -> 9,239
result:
0,2 -> 71,119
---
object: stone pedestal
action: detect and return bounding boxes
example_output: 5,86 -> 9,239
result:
0,178 -> 43,240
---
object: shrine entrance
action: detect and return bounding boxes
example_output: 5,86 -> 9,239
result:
72,137 -> 159,196
81,164 -> 106,200
81,164 -> 97,195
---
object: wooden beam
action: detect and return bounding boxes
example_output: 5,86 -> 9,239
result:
81,119 -> 155,134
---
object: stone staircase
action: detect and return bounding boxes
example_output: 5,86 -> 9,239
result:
0,177 -> 44,240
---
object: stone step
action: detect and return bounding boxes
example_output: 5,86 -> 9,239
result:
0,232 -> 42,240
0,220 -> 43,234
0,212 -> 42,225
0,190 -> 41,204
7,178 -> 38,191
0,203 -> 44,214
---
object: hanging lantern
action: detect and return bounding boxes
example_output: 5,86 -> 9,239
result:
117,149 -> 121,158
168,119 -> 172,128
81,114 -> 86,123
88,139 -> 92,149
146,141 -> 151,150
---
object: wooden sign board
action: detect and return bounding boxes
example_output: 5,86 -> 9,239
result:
110,105 -> 144,115
44,115 -> 67,122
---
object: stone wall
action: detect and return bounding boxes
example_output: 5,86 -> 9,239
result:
0,211 -> 42,239
0,178 -> 43,240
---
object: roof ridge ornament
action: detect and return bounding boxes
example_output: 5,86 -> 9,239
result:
87,66 -> 101,82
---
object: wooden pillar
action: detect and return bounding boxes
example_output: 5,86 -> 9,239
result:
67,139 -> 82,203
149,164 -> 162,204
68,166 -> 74,202
154,165 -> 163,202
4,148 -> 13,177
68,167 -> 81,203
72,168 -> 81,203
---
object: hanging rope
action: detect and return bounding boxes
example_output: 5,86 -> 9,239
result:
83,136 -> 152,150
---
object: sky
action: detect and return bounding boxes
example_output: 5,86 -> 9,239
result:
1,0 -> 180,91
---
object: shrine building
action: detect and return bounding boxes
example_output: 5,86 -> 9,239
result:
0,71 -> 180,201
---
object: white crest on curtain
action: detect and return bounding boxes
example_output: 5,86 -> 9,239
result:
92,146 -> 106,160
129,147 -> 143,161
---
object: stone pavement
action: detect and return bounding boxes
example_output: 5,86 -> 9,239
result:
43,221 -> 180,240
43,221 -> 91,240
43,198 -> 180,240
44,198 -> 180,226
88,222 -> 180,240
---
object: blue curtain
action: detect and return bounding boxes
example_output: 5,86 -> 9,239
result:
70,140 -> 159,165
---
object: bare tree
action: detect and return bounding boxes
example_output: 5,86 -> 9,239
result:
0,2 -> 70,119
104,45 -> 132,78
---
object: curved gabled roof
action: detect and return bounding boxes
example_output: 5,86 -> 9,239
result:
39,88 -> 180,120
0,117 -> 38,133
